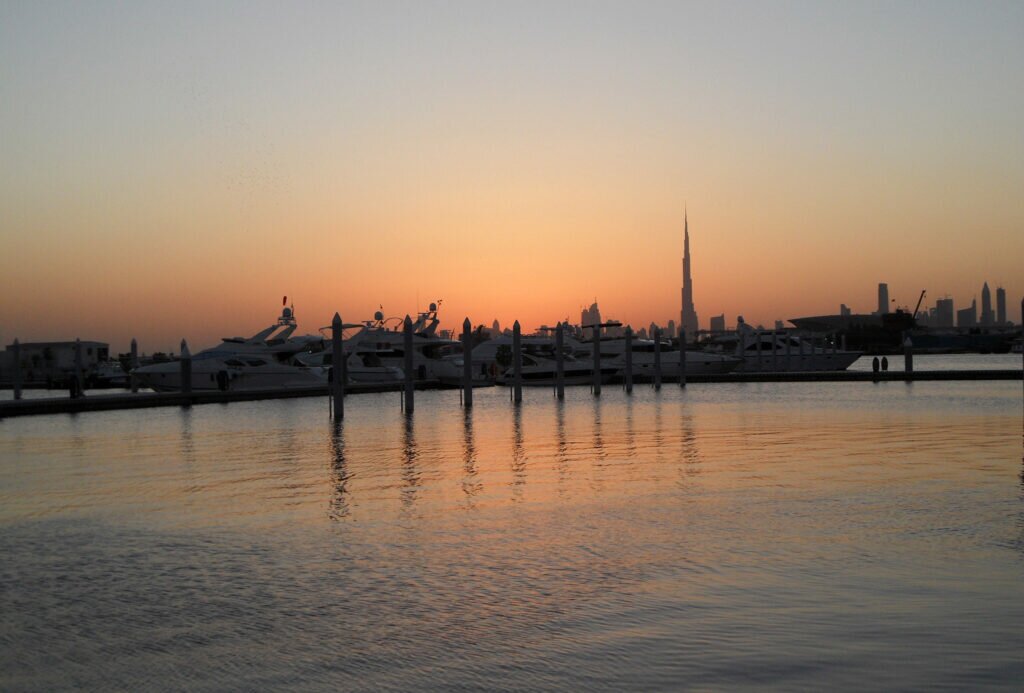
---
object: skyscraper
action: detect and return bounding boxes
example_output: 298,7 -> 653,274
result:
980,282 -> 993,326
877,283 -> 889,315
680,210 -> 699,336
957,299 -> 977,328
935,298 -> 954,328
996,286 -> 1006,325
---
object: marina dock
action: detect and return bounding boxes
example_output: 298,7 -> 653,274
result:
1,369 -> 1019,418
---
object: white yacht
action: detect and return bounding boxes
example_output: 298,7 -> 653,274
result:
703,321 -> 862,372
294,321 -> 404,384
351,303 -> 465,384
566,335 -> 741,377
132,304 -> 330,392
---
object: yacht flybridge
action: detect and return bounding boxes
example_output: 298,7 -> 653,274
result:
348,302 -> 466,384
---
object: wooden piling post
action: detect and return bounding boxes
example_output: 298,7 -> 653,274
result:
592,322 -> 601,396
462,317 -> 473,408
331,313 -> 344,420
624,326 -> 633,394
12,339 -> 22,400
512,320 -> 523,403
73,338 -> 84,397
679,328 -> 687,387
904,336 -> 913,373
841,334 -> 847,352
653,327 -> 662,390
784,331 -> 792,371
130,338 -> 139,393
755,330 -> 763,370
403,315 -> 414,413
180,339 -> 192,398
771,330 -> 778,371
555,322 -> 565,400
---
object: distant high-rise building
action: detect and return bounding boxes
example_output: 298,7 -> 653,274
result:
957,299 -> 977,328
680,210 -> 699,334
666,320 -> 676,339
980,282 -> 993,326
491,319 -> 501,336
709,314 -> 726,332
996,286 -> 1006,325
877,283 -> 889,315
935,298 -> 954,328
581,302 -> 602,337
840,304 -> 851,317
774,320 -> 785,331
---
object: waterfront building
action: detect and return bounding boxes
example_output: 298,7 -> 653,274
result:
877,283 -> 889,315
957,299 -> 977,328
840,304 -> 851,317
935,298 -> 955,328
995,287 -> 1006,325
680,210 -> 699,334
709,314 -> 726,333
980,283 -> 994,326
1,340 -> 109,385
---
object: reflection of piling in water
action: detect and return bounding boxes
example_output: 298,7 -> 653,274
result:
904,337 -> 914,374
624,326 -> 634,394
555,322 -> 565,400
403,315 -> 414,413
512,320 -> 523,403
179,339 -> 192,400
331,313 -> 344,420
11,339 -> 21,400
329,421 -> 350,520
461,317 -> 473,408
130,338 -> 139,393
653,327 -> 662,390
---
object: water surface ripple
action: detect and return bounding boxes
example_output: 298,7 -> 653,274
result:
2,382 -> 1023,690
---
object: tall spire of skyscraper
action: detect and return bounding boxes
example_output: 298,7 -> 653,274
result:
680,207 -> 699,338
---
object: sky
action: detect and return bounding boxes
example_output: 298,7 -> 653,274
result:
2,1 -> 1022,352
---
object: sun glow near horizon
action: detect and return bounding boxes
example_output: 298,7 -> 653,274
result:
2,2 -> 1023,352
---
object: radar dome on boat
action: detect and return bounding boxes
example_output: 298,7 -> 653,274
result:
282,307 -> 293,318
429,302 -> 437,312
374,310 -> 384,321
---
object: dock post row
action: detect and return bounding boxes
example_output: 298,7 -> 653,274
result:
653,327 -> 662,390
403,315 -> 414,414
554,322 -> 565,400
331,313 -> 344,420
512,320 -> 523,403
623,326 -> 633,394
680,329 -> 687,387
461,317 -> 473,408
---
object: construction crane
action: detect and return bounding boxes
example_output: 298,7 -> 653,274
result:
912,290 -> 927,319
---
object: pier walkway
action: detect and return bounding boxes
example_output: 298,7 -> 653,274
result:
1,370 -> 1020,418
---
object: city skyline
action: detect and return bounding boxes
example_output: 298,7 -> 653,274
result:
2,2 -> 1023,351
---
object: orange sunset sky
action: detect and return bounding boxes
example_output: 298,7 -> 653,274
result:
2,2 -> 1022,353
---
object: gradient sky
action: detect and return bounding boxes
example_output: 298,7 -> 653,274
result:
2,1 -> 1022,352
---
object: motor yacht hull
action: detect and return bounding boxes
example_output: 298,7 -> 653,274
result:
734,351 -> 862,373
133,362 -> 328,392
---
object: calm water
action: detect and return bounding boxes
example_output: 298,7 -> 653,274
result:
2,381 -> 1023,690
